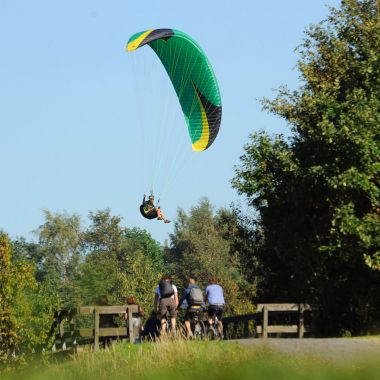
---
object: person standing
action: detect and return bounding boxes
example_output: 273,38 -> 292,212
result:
124,295 -> 144,343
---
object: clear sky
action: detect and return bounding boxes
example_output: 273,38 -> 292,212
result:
0,0 -> 341,244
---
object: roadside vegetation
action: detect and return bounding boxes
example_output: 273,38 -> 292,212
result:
3,340 -> 380,380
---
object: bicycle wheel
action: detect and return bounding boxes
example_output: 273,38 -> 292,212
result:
193,321 -> 205,340
207,325 -> 217,340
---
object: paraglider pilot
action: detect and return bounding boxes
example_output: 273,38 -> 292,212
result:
140,194 -> 170,223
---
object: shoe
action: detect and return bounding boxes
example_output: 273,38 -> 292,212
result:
164,220 -> 171,224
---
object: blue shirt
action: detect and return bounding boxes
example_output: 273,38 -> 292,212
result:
206,284 -> 225,305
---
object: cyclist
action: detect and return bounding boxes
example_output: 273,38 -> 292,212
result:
206,277 -> 225,338
154,275 -> 178,334
178,277 -> 205,338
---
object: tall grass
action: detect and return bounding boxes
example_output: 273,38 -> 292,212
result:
3,340 -> 380,380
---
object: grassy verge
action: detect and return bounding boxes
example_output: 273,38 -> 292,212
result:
3,339 -> 380,380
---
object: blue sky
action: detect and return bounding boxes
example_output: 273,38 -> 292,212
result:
0,0 -> 340,244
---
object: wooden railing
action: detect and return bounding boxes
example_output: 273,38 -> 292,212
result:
256,303 -> 314,338
222,313 -> 260,339
50,305 -> 138,352
222,303 -> 315,339
50,303 -> 315,351
78,305 -> 138,351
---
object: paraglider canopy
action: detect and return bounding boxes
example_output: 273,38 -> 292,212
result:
127,28 -> 222,152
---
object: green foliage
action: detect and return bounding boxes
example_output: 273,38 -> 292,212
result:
0,233 -> 55,365
125,228 -> 163,273
34,210 -> 83,308
0,208 -> 164,361
114,246 -> 161,315
232,0 -> 380,334
216,206 -> 260,289
165,198 -> 255,315
77,210 -> 162,313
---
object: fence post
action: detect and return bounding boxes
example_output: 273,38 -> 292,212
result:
311,308 -> 317,337
222,320 -> 228,339
262,305 -> 268,339
127,306 -> 134,343
58,311 -> 66,351
69,309 -> 77,352
58,312 -> 64,339
94,308 -> 100,352
69,309 -> 75,332
244,320 -> 249,338
298,304 -> 305,338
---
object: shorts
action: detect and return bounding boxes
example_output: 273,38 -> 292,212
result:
184,305 -> 203,321
158,297 -> 177,319
208,305 -> 224,319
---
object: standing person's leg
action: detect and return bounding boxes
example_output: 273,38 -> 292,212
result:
132,317 -> 141,342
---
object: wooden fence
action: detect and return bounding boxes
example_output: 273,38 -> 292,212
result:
222,303 -> 315,339
50,303 -> 315,352
50,305 -> 138,352
256,303 -> 314,338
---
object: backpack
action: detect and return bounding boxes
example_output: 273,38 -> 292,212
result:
189,287 -> 203,306
159,280 -> 174,298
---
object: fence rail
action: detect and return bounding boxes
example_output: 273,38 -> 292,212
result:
222,303 -> 315,339
49,305 -> 138,352
49,303 -> 316,352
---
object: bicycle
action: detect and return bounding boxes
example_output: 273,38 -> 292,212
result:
207,313 -> 224,340
159,310 -> 174,336
188,306 -> 206,340
159,309 -> 187,339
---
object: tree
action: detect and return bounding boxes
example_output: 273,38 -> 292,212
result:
78,210 -> 163,313
0,233 -> 54,364
232,0 -> 380,334
34,210 -> 83,308
125,228 -> 163,273
216,206 -> 260,290
165,199 -> 255,315
116,228 -> 163,312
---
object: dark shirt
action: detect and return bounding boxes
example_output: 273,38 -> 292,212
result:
99,314 -> 117,328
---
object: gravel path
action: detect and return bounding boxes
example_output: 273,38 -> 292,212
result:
235,338 -> 380,363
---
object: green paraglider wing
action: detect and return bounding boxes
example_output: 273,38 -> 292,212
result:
127,29 -> 222,151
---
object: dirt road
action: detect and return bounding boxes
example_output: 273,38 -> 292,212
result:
235,338 -> 380,363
